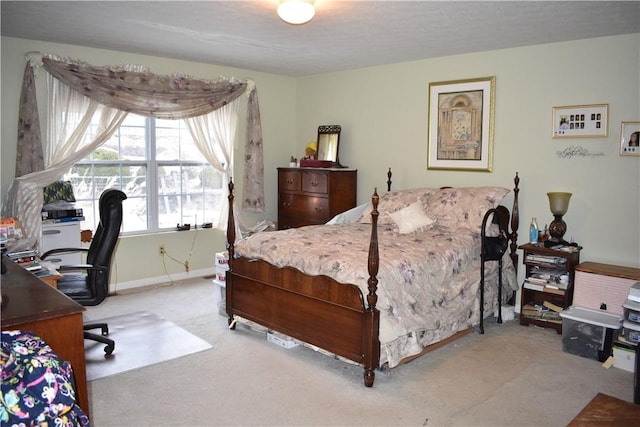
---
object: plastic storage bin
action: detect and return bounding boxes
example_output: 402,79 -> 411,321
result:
623,299 -> 640,323
559,306 -> 623,362
621,320 -> 640,344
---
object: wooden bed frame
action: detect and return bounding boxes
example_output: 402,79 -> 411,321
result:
225,171 -> 520,387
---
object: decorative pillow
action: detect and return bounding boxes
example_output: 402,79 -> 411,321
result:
421,186 -> 510,232
358,187 -> 439,224
389,201 -> 435,234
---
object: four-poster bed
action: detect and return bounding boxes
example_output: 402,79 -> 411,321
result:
225,170 -> 520,387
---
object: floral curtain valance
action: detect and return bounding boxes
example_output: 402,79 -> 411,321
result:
38,54 -> 247,119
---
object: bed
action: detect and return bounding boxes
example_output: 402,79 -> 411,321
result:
225,170 -> 520,387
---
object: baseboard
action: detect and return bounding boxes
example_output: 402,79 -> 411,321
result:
110,267 -> 216,294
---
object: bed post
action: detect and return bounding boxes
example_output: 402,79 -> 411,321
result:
509,172 -> 520,268
363,189 -> 381,387
226,178 -> 236,329
387,168 -> 392,192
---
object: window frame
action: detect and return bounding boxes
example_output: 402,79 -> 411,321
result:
65,115 -> 222,235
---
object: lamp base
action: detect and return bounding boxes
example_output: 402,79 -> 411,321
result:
544,237 -> 570,248
548,214 -> 567,241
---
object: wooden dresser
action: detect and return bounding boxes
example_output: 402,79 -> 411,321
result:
277,167 -> 357,229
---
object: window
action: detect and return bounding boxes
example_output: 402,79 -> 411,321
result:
65,114 -> 224,234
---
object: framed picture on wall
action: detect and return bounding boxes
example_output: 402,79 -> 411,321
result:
620,121 -> 640,156
552,104 -> 609,138
427,76 -> 495,171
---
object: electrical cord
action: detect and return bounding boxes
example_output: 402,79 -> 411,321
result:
160,228 -> 199,282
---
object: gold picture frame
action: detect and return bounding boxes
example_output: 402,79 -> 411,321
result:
427,76 -> 495,171
620,121 -> 640,156
552,104 -> 609,138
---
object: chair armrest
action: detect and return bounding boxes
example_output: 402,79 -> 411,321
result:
57,264 -> 107,274
41,247 -> 89,259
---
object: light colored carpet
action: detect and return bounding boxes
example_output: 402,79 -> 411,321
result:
85,310 -> 212,381
85,278 -> 635,426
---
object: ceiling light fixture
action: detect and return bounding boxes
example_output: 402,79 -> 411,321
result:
277,0 -> 315,25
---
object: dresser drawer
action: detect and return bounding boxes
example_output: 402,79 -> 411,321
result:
41,222 -> 82,267
278,170 -> 301,191
301,172 -> 328,194
277,167 -> 357,229
279,194 -> 329,220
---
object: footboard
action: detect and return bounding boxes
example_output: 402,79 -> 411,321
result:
225,180 -> 381,387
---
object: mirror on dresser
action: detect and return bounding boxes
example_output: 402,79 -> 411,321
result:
317,125 -> 341,167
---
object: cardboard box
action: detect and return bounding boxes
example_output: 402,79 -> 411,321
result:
613,342 -> 636,372
559,306 -> 622,362
267,331 -> 299,349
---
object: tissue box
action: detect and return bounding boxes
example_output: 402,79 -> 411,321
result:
215,251 -> 229,269
559,306 -> 622,362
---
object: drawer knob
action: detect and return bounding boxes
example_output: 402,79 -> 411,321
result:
315,207 -> 323,212
311,181 -> 318,187
287,179 -> 294,184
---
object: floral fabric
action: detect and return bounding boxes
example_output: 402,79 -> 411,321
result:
1,330 -> 90,427
234,219 -> 518,368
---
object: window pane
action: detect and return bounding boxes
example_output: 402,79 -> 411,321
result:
156,123 -> 180,161
182,165 -> 204,193
93,165 -> 121,194
122,197 -> 147,232
156,119 -> 199,161
158,165 -> 181,195
67,164 -> 94,200
121,165 -> 147,198
118,126 -> 146,161
158,193 -> 181,229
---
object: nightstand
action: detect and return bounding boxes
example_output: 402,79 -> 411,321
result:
519,243 -> 582,333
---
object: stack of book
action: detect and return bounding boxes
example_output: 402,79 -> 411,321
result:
521,301 -> 563,324
7,249 -> 41,271
523,276 -> 567,295
525,253 -> 567,267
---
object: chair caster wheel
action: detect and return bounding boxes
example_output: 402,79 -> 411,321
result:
104,343 -> 115,356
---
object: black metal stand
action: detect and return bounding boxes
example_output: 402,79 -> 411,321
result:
479,208 -> 509,334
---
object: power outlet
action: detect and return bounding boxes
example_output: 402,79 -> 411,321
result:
159,245 -> 166,255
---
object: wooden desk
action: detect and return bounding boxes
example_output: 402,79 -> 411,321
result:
1,256 -> 89,417
568,393 -> 640,426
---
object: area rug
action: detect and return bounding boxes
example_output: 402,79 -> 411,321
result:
85,310 -> 212,381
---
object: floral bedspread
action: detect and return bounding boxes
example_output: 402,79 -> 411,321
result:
234,221 -> 518,368
1,330 -> 90,427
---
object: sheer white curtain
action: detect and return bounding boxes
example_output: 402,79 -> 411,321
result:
2,74 -> 127,248
185,98 -> 240,230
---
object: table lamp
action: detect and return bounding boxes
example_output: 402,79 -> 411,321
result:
546,192 -> 572,246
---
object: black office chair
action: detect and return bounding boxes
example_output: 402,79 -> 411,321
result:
41,188 -> 127,356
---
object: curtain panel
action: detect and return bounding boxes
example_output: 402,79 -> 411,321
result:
2,52 -> 264,246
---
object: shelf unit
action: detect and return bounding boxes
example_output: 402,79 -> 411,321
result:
519,243 -> 582,333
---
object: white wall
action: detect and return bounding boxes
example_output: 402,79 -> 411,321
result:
2,34 -> 639,293
295,34 -> 640,275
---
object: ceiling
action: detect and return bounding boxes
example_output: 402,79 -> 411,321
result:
2,1 -> 639,76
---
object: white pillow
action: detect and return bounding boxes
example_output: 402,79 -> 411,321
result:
389,202 -> 435,234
